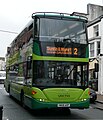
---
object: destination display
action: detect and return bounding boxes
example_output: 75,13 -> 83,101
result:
39,41 -> 87,58
46,46 -> 78,55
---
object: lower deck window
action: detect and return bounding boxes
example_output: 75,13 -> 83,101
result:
33,61 -> 88,87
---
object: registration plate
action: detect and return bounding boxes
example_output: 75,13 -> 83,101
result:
57,104 -> 70,107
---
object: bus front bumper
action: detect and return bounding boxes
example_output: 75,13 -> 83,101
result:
30,98 -> 90,110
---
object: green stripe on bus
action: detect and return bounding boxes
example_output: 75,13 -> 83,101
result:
32,54 -> 89,62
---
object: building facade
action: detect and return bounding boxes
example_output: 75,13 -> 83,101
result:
87,4 -> 103,94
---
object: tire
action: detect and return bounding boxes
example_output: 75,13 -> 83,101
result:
20,91 -> 26,108
8,85 -> 12,98
8,85 -> 10,93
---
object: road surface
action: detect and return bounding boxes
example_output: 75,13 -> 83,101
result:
0,84 -> 103,120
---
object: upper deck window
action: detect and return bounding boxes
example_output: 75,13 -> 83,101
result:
39,18 -> 87,44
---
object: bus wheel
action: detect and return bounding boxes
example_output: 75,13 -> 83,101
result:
20,91 -> 25,108
8,85 -> 12,98
8,85 -> 10,93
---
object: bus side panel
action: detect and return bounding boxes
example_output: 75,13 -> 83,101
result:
24,95 -> 33,109
10,82 -> 23,101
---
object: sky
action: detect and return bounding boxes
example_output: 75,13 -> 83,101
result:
0,0 -> 103,57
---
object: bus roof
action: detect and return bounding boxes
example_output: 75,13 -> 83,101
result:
32,12 -> 88,21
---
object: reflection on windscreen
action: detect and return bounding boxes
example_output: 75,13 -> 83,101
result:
33,61 -> 88,87
39,18 -> 87,44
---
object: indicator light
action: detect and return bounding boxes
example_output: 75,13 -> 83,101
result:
32,90 -> 37,95
88,89 -> 90,95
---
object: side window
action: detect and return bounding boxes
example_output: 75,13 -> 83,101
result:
97,41 -> 100,56
6,65 -> 18,82
18,64 -> 23,77
27,62 -> 32,78
14,64 -> 24,84
94,25 -> 99,37
26,56 -> 32,85
90,42 -> 94,57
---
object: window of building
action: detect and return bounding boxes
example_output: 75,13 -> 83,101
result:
90,42 -> 94,57
97,41 -> 100,55
94,25 -> 99,37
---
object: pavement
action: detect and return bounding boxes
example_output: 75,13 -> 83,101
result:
94,93 -> 103,110
96,94 -> 103,103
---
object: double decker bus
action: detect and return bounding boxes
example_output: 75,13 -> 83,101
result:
5,12 -> 90,110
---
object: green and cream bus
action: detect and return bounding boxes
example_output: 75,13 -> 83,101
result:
5,12 -> 90,110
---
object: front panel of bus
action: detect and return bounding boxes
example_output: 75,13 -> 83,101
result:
31,15 -> 89,109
